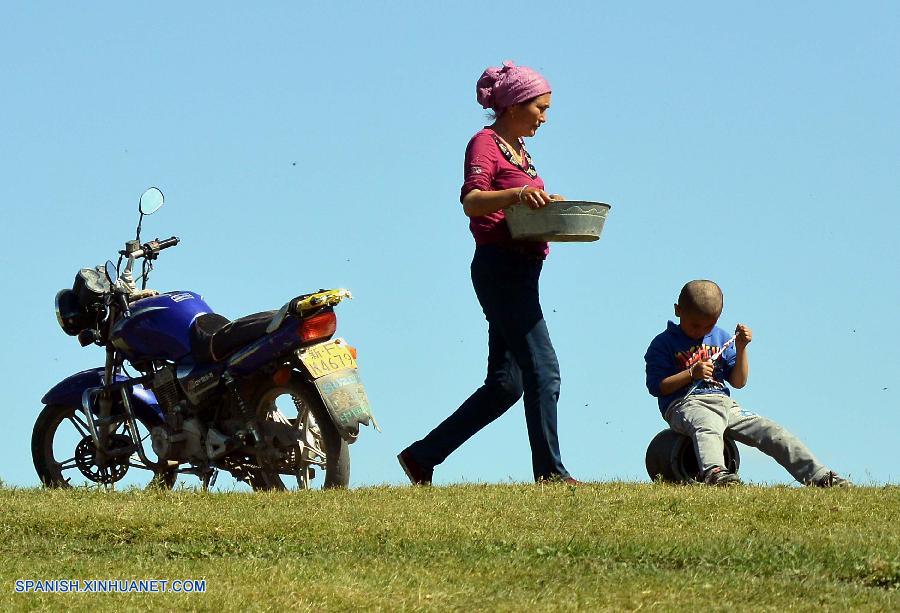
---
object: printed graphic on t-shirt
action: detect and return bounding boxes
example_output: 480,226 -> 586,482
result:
675,344 -> 727,388
469,165 -> 482,175
675,344 -> 721,369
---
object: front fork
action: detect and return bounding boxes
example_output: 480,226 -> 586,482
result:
81,312 -> 119,468
79,383 -> 170,473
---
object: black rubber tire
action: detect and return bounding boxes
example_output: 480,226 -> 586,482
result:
645,428 -> 740,483
32,403 -> 177,489
250,377 -> 350,490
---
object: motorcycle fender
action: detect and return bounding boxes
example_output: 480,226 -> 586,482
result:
41,367 -> 165,426
309,367 -> 375,443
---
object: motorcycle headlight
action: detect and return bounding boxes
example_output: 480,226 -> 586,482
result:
55,289 -> 91,336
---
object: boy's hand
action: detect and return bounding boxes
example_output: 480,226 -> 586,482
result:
735,324 -> 752,349
690,359 -> 715,381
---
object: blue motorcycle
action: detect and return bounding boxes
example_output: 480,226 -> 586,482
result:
35,188 -> 377,490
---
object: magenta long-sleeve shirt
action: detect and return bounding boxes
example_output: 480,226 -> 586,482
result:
460,128 -> 549,257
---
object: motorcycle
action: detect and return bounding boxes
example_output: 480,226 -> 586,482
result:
35,188 -> 377,490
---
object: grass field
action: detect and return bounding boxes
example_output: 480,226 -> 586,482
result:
1,482 -> 897,611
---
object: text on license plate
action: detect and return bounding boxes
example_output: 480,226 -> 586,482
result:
299,339 -> 357,379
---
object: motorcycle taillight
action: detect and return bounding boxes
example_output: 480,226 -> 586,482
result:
298,310 -> 337,342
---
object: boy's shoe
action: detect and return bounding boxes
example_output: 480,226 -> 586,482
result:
397,448 -> 433,485
703,466 -> 742,487
812,471 -> 852,488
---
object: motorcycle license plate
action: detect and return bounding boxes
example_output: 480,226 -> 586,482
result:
298,339 -> 357,379
314,369 -> 374,433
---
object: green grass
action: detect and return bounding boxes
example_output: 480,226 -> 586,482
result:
1,483 -> 897,611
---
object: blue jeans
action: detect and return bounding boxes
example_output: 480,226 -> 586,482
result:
407,244 -> 570,481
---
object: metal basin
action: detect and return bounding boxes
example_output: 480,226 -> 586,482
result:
505,200 -> 611,242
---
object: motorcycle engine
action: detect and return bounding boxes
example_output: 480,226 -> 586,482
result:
151,418 -> 206,463
152,366 -> 180,413
149,366 -> 239,464
150,418 -> 237,463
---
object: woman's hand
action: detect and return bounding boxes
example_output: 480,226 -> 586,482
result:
520,186 -> 553,209
462,186 -> 562,216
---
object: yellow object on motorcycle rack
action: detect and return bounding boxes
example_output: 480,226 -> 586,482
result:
291,288 -> 352,316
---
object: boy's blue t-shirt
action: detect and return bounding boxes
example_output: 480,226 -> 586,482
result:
644,321 -> 737,415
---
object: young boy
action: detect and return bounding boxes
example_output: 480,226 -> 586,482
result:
644,279 -> 849,487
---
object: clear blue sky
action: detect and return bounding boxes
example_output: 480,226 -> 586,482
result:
2,2 -> 897,487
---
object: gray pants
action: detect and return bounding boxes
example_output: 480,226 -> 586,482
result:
665,393 -> 829,484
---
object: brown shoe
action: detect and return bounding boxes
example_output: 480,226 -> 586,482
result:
564,477 -> 583,486
398,448 -> 433,485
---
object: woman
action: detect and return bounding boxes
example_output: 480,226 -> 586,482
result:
398,60 -> 577,485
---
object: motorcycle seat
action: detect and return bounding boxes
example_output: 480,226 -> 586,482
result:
190,310 -> 278,363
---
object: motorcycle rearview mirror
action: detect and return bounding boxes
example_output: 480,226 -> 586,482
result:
139,187 -> 164,216
136,186 -> 164,241
104,260 -> 119,286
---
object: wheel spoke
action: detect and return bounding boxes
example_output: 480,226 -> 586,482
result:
55,457 -> 78,471
67,415 -> 91,438
107,420 -> 128,436
303,438 -> 327,465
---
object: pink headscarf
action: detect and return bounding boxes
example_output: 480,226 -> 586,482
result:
476,60 -> 551,113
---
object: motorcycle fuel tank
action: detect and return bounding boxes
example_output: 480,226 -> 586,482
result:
111,291 -> 213,361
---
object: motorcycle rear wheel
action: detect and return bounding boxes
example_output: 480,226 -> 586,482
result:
250,376 -> 349,490
32,403 -> 177,489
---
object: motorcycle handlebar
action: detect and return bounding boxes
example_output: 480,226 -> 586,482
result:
124,236 -> 180,259
152,236 -> 180,251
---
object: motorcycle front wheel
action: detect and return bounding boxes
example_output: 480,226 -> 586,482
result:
32,403 -> 177,489
250,376 -> 349,490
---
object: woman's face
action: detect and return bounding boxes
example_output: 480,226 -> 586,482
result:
507,93 -> 552,138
